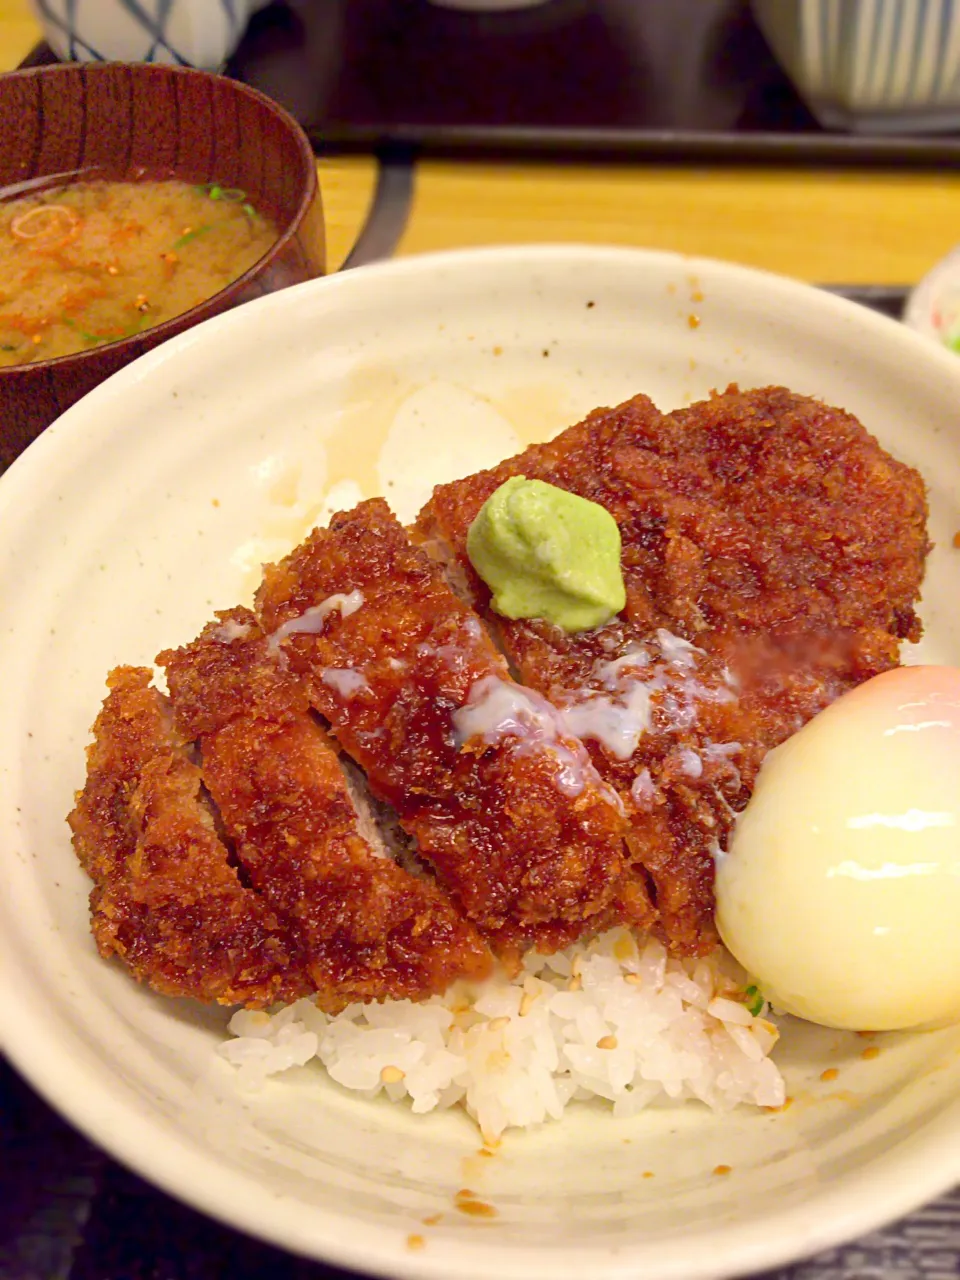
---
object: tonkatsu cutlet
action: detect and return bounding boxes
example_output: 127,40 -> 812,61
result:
70,620 -> 491,1010
70,384 -> 929,1008
416,386 -> 929,955
255,498 -> 636,956
159,608 -> 491,1008
68,665 -> 310,1008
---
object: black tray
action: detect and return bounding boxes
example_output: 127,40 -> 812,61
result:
224,0 -> 960,163
23,1 -> 960,166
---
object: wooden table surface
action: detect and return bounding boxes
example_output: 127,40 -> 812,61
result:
4,0 -> 960,284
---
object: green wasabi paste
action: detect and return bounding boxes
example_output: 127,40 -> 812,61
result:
466,476 -> 625,633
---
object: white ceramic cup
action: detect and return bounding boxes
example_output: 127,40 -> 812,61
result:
30,0 -> 271,71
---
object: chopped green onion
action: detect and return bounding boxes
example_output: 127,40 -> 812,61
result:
172,223 -> 212,250
62,317 -> 105,343
63,314 -> 144,345
241,202 -> 257,219
196,182 -> 249,205
0,342 -> 17,352
744,984 -> 764,1017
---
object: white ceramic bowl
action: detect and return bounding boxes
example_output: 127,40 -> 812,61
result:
30,0 -> 271,70
1,246 -> 959,1280
753,0 -> 960,132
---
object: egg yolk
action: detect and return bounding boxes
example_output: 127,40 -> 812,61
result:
715,665 -> 960,1031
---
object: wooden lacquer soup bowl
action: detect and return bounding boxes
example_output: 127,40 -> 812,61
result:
0,63 -> 325,469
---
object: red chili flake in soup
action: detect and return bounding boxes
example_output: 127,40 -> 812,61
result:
0,179 -> 277,366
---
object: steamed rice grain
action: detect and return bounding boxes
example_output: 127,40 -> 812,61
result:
219,929 -> 784,1139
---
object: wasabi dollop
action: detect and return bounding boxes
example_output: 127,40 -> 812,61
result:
466,476 -> 625,633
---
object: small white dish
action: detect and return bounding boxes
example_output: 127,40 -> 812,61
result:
905,246 -> 960,352
30,0 -> 271,70
0,246 -> 958,1280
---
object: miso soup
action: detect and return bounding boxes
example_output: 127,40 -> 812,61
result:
0,179 -> 278,367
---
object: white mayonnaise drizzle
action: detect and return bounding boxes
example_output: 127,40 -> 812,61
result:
213,618 -> 252,643
561,683 -> 653,761
630,767 -> 655,809
267,590 -> 365,656
656,628 -> 703,668
595,645 -> 649,686
321,668 -> 369,699
557,630 -> 739,761
703,740 -> 743,791
453,675 -> 602,799
703,741 -> 742,762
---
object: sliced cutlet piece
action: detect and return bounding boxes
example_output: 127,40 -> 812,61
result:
254,499 -> 630,956
414,394 -> 737,953
159,607 -> 492,1008
68,665 -> 308,1007
415,387 -> 929,955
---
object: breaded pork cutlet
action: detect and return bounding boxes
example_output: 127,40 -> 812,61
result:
416,386 -> 929,955
68,665 -> 309,1007
255,498 -> 635,957
71,621 -> 492,1009
159,607 -> 491,1007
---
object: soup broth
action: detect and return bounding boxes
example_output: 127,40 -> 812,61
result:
0,179 -> 278,367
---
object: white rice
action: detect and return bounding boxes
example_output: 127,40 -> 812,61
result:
218,929 -> 784,1140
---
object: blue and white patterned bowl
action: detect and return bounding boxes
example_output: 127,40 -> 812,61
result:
753,0 -> 960,132
31,0 -> 271,71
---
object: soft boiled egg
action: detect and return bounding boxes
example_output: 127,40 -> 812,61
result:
715,665 -> 960,1031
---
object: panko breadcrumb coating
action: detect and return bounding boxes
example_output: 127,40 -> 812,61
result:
255,499 -> 632,959
68,665 -> 310,1008
415,386 -> 929,954
69,386 -> 928,1002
